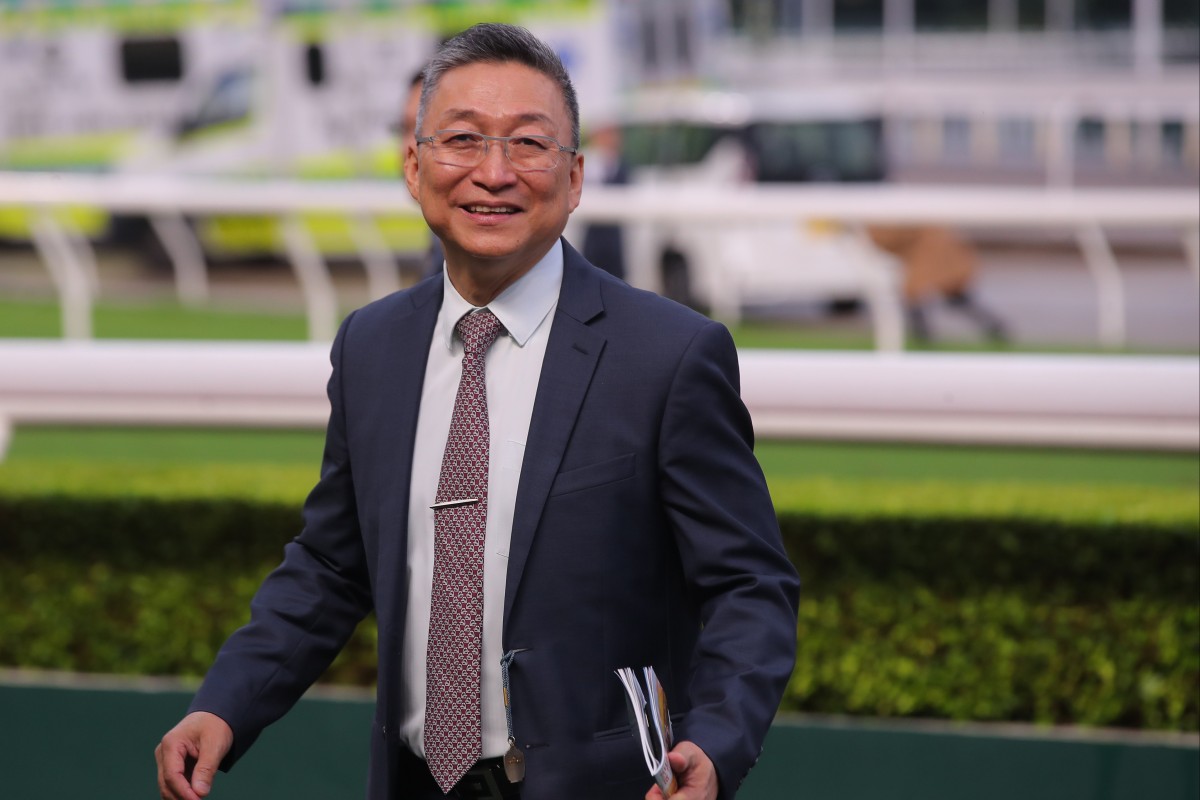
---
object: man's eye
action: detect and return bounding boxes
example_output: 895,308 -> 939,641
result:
511,137 -> 551,151
444,133 -> 480,145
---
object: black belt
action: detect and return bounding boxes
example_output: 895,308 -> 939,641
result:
449,757 -> 522,800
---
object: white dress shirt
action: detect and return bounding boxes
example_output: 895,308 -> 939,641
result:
399,242 -> 562,760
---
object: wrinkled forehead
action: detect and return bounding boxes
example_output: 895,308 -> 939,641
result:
420,61 -> 572,136
434,108 -> 561,134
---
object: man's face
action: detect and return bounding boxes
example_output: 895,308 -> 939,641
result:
404,61 -> 583,282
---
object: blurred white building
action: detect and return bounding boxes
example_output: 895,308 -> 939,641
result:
619,0 -> 1198,81
613,0 -> 1199,187
2,1 -> 1195,188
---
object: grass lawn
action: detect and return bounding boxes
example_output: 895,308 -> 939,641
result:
754,439 -> 1199,488
3,427 -> 1197,525
1,425 -> 1194,487
2,297 -> 884,348
0,298 -> 313,341
5,297 -> 1196,355
4,426 -> 325,466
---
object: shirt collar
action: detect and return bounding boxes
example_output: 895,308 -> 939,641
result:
438,240 -> 563,352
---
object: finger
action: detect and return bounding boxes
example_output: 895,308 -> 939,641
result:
166,772 -> 202,800
158,739 -> 202,800
189,732 -> 226,797
666,742 -> 717,799
155,743 -> 171,800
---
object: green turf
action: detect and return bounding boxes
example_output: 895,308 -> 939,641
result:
764,475 -> 1198,525
3,428 -> 1196,527
4,426 -> 325,466
1,298 -> 879,348
4,426 -> 1197,490
6,297 -> 1195,354
0,298 -> 314,341
754,440 -> 1200,488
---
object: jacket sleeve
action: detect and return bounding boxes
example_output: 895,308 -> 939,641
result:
657,320 -> 800,799
189,310 -> 374,770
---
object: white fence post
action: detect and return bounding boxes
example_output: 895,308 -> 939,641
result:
1075,223 -> 1127,349
149,212 -> 210,307
279,215 -> 339,342
30,211 -> 93,340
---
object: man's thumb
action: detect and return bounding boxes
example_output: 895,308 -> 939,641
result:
191,738 -> 224,796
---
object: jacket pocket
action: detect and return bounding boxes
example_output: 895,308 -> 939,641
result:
593,723 -> 632,742
548,453 -> 636,497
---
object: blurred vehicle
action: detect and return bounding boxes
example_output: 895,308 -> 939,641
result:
0,0 -> 619,262
113,25 -> 432,260
612,87 -> 904,339
0,1 -> 252,241
604,71 -> 1197,336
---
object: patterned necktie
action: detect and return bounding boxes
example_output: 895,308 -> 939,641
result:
425,309 -> 504,794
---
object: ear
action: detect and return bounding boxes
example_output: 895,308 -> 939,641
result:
403,141 -> 421,201
566,152 -> 584,213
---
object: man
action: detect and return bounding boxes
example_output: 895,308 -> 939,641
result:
156,23 -> 798,800
398,69 -> 424,149
398,69 -> 445,278
580,121 -> 629,280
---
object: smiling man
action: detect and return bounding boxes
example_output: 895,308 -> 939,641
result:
155,23 -> 798,800
407,58 -> 582,300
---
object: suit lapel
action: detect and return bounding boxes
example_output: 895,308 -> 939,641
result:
504,242 -> 606,628
371,277 -> 441,611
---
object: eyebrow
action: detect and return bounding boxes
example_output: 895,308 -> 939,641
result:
435,108 -> 559,131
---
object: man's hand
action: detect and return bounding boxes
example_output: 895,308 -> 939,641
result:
645,740 -> 718,800
155,711 -> 233,800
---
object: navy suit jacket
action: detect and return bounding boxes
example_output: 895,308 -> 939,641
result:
192,240 -> 800,799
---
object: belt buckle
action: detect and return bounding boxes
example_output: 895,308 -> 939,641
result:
454,759 -> 514,800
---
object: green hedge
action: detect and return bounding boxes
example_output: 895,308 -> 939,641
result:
1,479 -> 1196,731
779,514 -> 1197,601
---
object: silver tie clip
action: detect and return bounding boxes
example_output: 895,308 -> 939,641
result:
430,498 -> 481,510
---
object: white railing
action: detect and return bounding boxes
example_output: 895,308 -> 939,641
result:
0,341 -> 1195,457
1,172 -> 1197,348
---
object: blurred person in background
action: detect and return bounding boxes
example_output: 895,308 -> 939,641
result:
399,68 -> 446,278
867,224 -> 1009,344
580,121 -> 629,280
155,22 -> 798,800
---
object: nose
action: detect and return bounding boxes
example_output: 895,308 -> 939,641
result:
471,138 -> 518,188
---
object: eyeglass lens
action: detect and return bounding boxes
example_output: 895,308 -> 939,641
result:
431,131 -> 563,172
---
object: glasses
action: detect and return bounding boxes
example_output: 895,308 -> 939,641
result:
416,129 -> 577,172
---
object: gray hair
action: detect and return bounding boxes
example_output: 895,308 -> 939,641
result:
417,23 -> 580,149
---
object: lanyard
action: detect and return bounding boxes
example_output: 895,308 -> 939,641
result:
500,648 -> 527,783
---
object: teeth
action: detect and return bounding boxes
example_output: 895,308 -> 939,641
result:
467,206 -> 516,214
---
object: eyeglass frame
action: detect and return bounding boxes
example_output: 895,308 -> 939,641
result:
415,129 -> 578,172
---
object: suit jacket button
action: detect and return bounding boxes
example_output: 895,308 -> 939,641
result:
381,725 -> 387,738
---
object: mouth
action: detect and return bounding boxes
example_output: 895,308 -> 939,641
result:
462,204 -> 522,217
